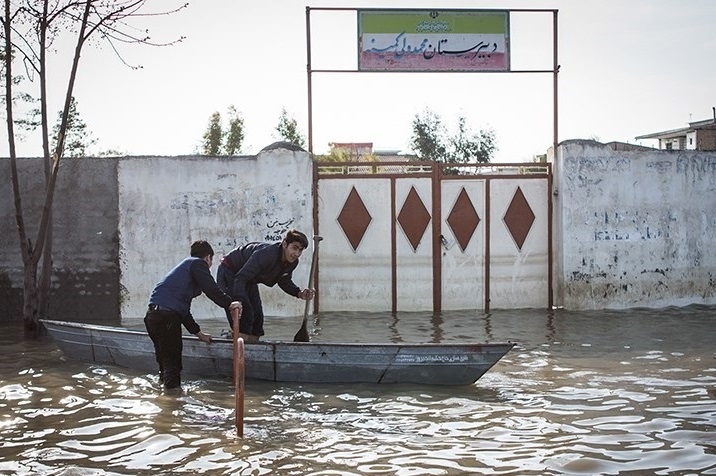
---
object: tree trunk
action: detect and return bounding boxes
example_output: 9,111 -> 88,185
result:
38,226 -> 53,335
23,260 -> 40,337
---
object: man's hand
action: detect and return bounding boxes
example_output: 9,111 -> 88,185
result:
195,331 -> 212,343
298,288 -> 315,300
229,301 -> 241,326
229,301 -> 242,324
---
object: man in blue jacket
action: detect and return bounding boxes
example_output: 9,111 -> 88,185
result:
145,240 -> 241,390
217,229 -> 315,343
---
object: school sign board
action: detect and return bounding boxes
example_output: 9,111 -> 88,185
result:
358,9 -> 510,72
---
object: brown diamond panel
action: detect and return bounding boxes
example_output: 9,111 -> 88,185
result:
447,187 -> 480,252
397,186 -> 431,252
337,186 -> 372,251
503,186 -> 535,251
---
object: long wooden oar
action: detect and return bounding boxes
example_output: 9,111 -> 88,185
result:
231,307 -> 244,437
293,235 -> 323,342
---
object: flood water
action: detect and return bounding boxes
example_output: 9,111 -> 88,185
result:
1,306 -> 715,475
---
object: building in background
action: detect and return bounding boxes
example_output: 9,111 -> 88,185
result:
636,108 -> 716,151
327,142 -> 417,162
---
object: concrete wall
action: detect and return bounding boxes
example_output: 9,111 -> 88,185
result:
553,140 -> 716,310
1,145 -> 312,324
0,157 -> 120,322
3,140 -> 716,322
118,146 -> 313,320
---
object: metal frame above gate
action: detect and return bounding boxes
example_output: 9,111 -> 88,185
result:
305,7 -> 560,154
305,7 -> 559,313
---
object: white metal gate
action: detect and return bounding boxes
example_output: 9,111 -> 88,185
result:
315,162 -> 551,312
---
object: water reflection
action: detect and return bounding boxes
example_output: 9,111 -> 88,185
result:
1,306 -> 715,475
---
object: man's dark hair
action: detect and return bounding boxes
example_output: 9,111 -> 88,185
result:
190,240 -> 215,258
283,229 -> 308,249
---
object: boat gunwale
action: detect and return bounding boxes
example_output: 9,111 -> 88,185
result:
40,318 -> 515,349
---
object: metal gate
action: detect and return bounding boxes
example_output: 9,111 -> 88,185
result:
314,161 -> 551,313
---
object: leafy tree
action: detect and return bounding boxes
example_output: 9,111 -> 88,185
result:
200,105 -> 245,155
201,111 -> 223,155
450,116 -> 495,164
314,145 -> 379,166
409,109 -> 496,165
409,109 -> 448,162
224,105 -> 244,155
2,0 -> 187,336
313,147 -> 349,163
9,95 -> 95,156
275,107 -> 305,148
52,96 -> 95,157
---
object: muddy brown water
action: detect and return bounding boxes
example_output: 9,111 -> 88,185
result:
1,306 -> 715,475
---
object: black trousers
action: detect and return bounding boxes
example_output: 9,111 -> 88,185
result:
144,309 -> 183,389
217,266 -> 265,336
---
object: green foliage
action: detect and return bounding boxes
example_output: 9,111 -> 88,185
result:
410,109 -> 448,162
275,107 -> 306,148
314,145 -> 381,164
450,116 -> 495,164
201,106 -> 245,156
314,148 -> 350,163
202,112 -> 223,155
52,97 -> 96,157
224,105 -> 245,155
410,109 -> 496,164
6,94 -> 97,156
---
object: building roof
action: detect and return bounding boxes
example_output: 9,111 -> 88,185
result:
635,114 -> 716,141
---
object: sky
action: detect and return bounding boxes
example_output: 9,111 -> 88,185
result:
4,0 -> 716,163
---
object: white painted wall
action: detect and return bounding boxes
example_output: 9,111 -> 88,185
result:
687,131 -> 697,150
118,147 -> 313,321
110,140 -> 716,319
553,140 -> 716,309
6,140 -> 716,323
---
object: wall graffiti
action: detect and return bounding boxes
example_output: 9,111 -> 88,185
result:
264,218 -> 295,242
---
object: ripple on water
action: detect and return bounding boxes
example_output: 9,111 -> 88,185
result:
2,308 -> 716,474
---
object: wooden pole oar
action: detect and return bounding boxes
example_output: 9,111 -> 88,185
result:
231,307 -> 244,437
293,235 -> 322,342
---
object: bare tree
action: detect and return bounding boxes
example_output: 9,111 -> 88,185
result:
2,0 -> 187,336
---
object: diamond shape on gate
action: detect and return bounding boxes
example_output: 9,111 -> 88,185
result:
503,186 -> 535,251
397,186 -> 431,252
337,186 -> 372,252
447,187 -> 480,252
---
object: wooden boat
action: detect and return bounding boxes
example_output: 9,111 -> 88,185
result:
40,319 -> 514,385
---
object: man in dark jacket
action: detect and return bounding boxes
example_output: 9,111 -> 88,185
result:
217,229 -> 315,343
145,240 -> 241,390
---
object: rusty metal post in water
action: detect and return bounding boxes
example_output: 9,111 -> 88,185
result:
232,309 -> 244,437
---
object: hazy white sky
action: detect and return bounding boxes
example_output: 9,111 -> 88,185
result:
6,0 -> 716,162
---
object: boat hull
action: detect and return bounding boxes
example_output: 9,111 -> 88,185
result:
40,319 -> 513,385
